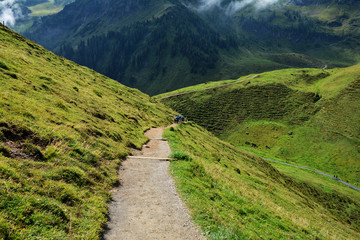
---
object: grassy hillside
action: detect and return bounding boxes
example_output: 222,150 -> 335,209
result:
159,66 -> 360,188
27,0 -> 75,16
165,122 -> 360,239
0,25 -> 173,239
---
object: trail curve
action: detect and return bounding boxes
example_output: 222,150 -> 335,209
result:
265,158 -> 360,192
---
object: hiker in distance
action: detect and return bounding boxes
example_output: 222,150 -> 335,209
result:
174,115 -> 186,123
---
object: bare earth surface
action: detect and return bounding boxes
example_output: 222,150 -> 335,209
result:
103,126 -> 204,240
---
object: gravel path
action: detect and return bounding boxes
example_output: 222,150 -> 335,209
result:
103,126 -> 204,240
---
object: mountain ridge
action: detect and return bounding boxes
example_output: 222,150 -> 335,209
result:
24,0 -> 360,95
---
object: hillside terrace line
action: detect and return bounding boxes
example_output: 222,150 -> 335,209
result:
155,75 -> 260,100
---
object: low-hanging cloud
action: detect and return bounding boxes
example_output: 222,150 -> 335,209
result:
194,0 -> 280,15
0,0 -> 22,27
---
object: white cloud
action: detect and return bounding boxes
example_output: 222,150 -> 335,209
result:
0,0 -> 22,26
193,0 -> 280,15
197,0 -> 222,11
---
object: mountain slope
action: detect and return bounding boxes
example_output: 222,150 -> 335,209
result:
0,25 -> 173,239
26,0 -> 238,95
1,23 -> 359,240
159,65 -> 360,188
165,122 -> 360,239
24,0 -> 360,95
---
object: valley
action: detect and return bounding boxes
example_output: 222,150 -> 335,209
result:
22,0 -> 360,95
0,0 -> 359,239
159,65 -> 360,189
1,23 -> 359,239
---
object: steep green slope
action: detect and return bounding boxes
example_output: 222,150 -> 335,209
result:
24,0 -> 360,95
165,122 -> 360,239
159,65 -> 360,188
0,25 -> 173,239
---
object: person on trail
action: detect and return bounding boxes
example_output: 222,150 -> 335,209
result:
175,115 -> 180,123
174,115 -> 187,123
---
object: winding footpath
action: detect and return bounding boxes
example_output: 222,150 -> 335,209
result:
265,158 -> 360,192
103,126 -> 204,240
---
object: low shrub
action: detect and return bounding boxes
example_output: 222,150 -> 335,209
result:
54,167 -> 87,186
0,61 -> 9,70
23,142 -> 44,160
0,143 -> 10,157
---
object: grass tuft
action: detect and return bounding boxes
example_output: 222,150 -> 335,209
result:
169,151 -> 193,161
0,61 -> 9,70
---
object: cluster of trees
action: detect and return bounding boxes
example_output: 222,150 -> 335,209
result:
60,21 -> 150,81
236,9 -> 341,45
58,5 -> 238,87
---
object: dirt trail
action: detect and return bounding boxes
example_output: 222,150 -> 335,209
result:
265,158 -> 360,192
156,74 -> 260,100
103,126 -> 204,240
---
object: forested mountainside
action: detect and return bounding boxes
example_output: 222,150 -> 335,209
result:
24,0 -> 360,95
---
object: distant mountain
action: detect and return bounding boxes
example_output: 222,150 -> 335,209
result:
25,0 -> 360,95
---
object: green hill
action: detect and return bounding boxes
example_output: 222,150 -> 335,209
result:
1,24 -> 360,239
0,24 -> 173,239
166,122 -> 360,239
158,65 -> 360,188
23,0 -> 360,95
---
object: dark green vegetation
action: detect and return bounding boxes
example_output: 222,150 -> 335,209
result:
165,122 -> 360,239
24,0 -> 360,95
160,66 -> 360,189
25,0 -> 238,95
0,25 -> 173,239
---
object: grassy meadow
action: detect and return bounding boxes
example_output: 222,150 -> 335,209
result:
1,3 -> 360,238
0,25 -> 173,239
165,122 -> 360,239
160,66 -> 360,188
28,0 -> 74,17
